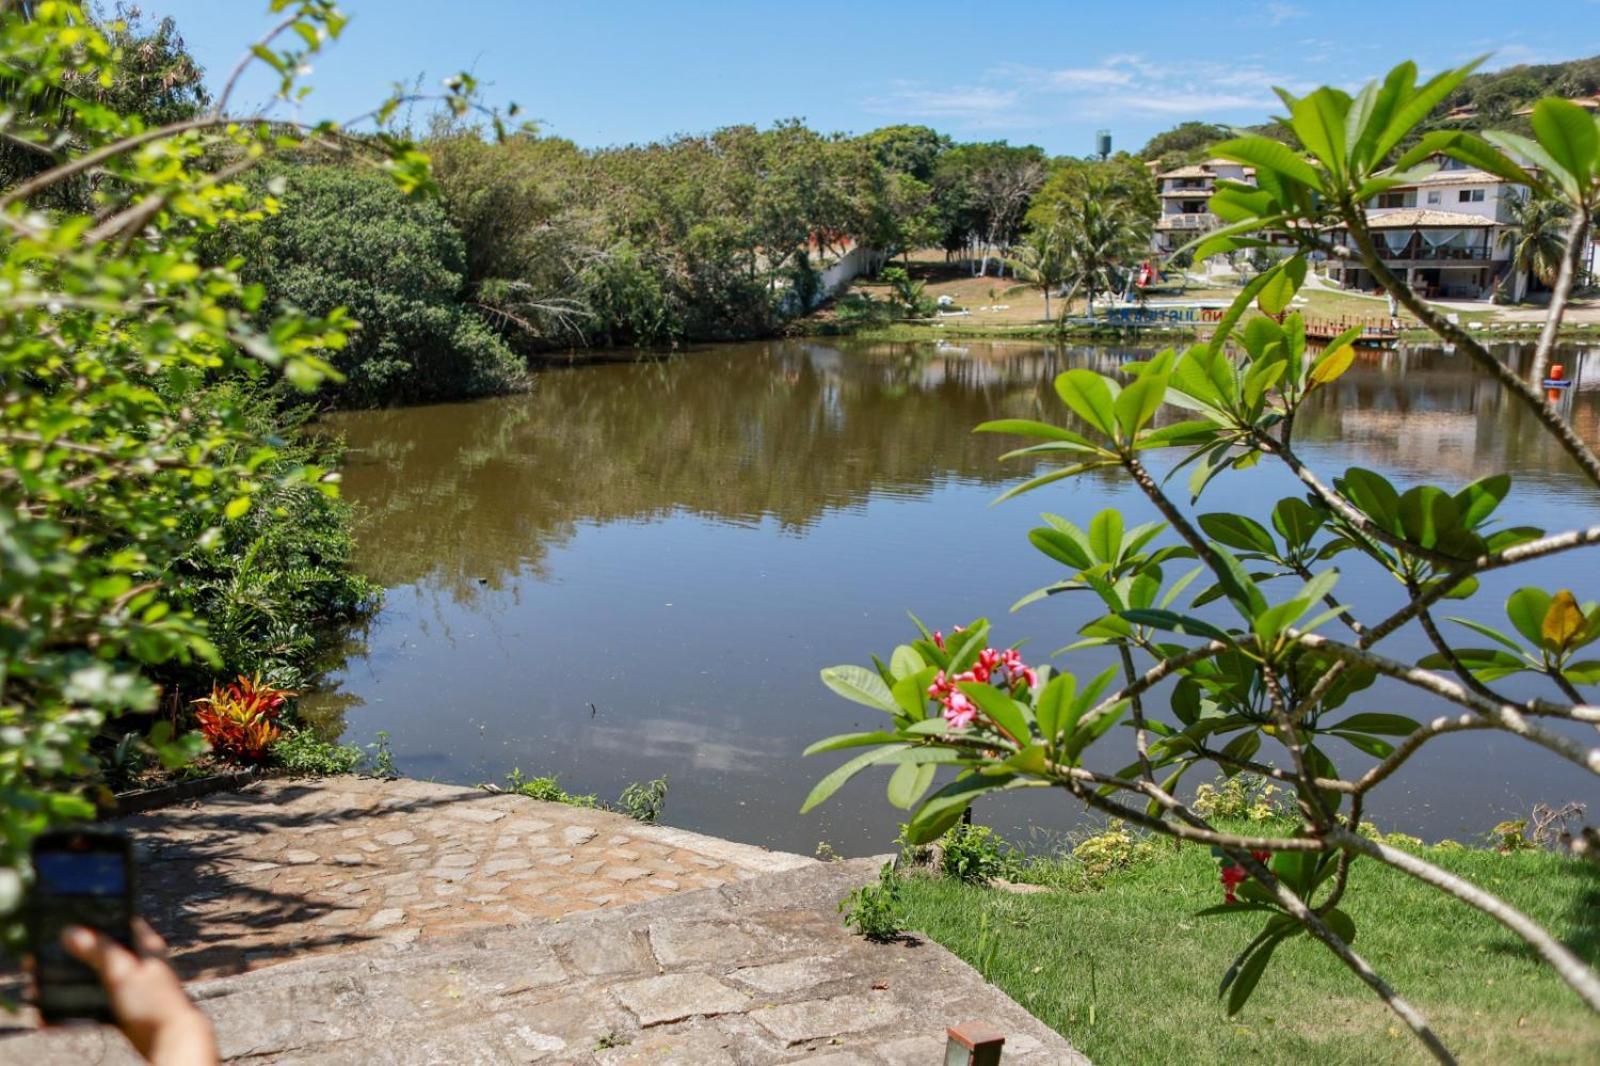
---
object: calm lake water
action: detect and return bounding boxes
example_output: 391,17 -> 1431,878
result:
309,338 -> 1600,855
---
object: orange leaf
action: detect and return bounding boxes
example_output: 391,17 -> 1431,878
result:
1542,590 -> 1584,650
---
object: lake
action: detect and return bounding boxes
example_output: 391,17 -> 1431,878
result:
309,337 -> 1600,855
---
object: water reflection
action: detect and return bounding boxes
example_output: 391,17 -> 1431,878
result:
310,338 -> 1600,854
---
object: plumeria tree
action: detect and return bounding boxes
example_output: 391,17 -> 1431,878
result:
806,59 -> 1600,1063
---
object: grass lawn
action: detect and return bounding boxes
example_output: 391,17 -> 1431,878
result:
898,833 -> 1599,1064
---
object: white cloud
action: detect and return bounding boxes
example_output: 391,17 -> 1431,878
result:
864,52 -> 1318,134
863,82 -> 1021,124
1264,2 -> 1306,24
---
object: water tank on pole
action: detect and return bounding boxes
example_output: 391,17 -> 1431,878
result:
1095,130 -> 1112,160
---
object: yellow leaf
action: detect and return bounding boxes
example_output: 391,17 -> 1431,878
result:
1310,345 -> 1355,386
1541,589 -> 1584,649
224,496 -> 252,520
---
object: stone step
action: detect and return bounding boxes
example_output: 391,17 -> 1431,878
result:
7,857 -> 1087,1065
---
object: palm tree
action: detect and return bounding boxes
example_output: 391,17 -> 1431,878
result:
1057,195 -> 1152,318
1008,224 -> 1070,321
1501,193 -> 1571,300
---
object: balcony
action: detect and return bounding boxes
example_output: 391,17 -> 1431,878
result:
1372,243 -> 1494,262
1155,213 -> 1217,231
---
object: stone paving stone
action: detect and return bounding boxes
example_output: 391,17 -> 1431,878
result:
613,972 -> 753,1026
67,776 -> 809,981
8,857 -> 1086,1065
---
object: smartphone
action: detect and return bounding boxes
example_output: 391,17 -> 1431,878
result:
28,828 -> 135,1024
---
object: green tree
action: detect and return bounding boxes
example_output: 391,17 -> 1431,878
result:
1008,223 -> 1069,320
1052,192 -> 1151,316
213,163 -> 525,406
1500,192 -> 1571,297
1139,120 -> 1230,164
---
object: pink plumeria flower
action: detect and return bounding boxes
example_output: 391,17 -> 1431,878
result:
943,691 -> 978,730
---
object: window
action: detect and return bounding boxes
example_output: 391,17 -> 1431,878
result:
1426,190 -> 1441,204
1459,188 -> 1485,203
1378,192 -> 1407,208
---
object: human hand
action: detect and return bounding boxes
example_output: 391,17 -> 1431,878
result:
59,918 -> 219,1066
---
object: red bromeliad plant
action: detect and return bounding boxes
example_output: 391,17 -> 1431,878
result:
193,674 -> 294,763
807,60 -> 1600,1063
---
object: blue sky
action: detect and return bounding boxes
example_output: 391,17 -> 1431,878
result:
146,1 -> 1598,155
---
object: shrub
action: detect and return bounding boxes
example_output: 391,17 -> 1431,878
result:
271,728 -> 363,776
617,777 -> 669,823
503,768 -> 597,808
165,386 -> 377,692
192,675 -> 292,763
839,862 -> 905,941
1192,775 -> 1289,822
940,823 -> 1015,884
1068,821 -> 1159,884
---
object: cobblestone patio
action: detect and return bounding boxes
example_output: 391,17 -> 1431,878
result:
112,776 -> 814,978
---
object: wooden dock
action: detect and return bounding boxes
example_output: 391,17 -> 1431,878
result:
1299,314 -> 1403,347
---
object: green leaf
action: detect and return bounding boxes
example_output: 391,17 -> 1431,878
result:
1331,731 -> 1394,758
1396,486 -> 1463,552
1324,907 -> 1357,945
992,462 -> 1110,505
974,419 -> 1096,447
1035,671 -> 1075,746
1209,268 -> 1283,358
803,731 -> 903,756
1212,136 -> 1326,192
1120,608 -> 1233,644
887,761 -> 937,809
801,744 -> 908,813
904,773 -> 1017,843
224,496 -> 252,520
1453,474 -> 1511,529
1029,527 -> 1093,570
1209,544 -> 1269,618
890,644 -> 924,679
1054,370 -> 1119,439
1199,513 -> 1277,556
892,667 -> 939,719
1530,97 -> 1597,190
1089,509 -> 1124,566
1506,588 -> 1554,648
1137,420 -> 1221,450
1226,932 -> 1287,1016
1446,616 -> 1524,653
1332,713 -> 1420,736
1560,660 -> 1600,684
1114,372 -> 1169,440
1256,256 -> 1307,315
1370,58 -> 1483,165
1290,89 -> 1350,177
1272,497 -> 1325,550
957,681 -> 1032,743
820,665 -> 898,712
1336,467 -> 1400,528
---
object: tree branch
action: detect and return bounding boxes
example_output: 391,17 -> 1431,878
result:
1328,826 -> 1600,1013
1341,206 -> 1600,489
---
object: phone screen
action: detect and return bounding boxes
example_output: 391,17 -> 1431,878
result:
30,831 -> 134,1023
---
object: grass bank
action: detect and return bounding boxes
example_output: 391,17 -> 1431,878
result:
896,823 -> 1599,1064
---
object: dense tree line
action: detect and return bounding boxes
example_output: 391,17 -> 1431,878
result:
215,121 -> 1152,404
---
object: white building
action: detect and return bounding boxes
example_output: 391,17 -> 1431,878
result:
1150,158 -> 1256,257
1325,157 -> 1528,301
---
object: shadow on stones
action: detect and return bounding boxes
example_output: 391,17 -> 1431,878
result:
0,782 -> 489,1005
